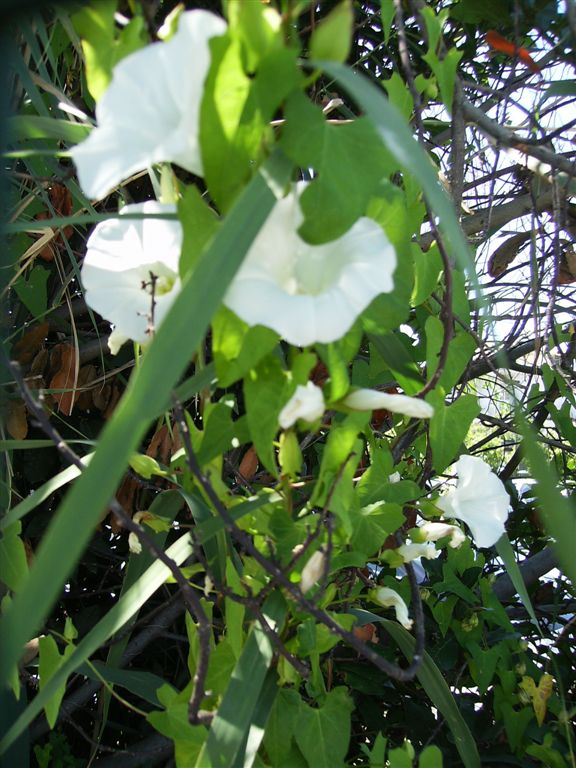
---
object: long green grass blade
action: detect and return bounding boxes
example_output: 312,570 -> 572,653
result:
196,591 -> 286,768
0,533 -> 194,754
518,419 -> 576,587
496,534 -> 541,630
0,150 -> 293,691
0,456 -> 92,532
351,609 -> 480,768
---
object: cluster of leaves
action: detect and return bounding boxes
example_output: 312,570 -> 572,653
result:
0,1 -> 575,767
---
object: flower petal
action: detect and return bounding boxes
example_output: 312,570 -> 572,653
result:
224,183 -> 396,346
71,10 -> 226,199
372,587 -> 413,630
419,521 -> 466,549
300,549 -> 326,593
436,455 -> 510,548
81,202 -> 182,353
343,388 -> 434,419
397,542 -> 441,562
279,382 -> 325,430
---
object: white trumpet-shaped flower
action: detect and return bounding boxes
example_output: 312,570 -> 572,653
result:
71,10 -> 227,199
396,542 -> 441,563
371,587 -> 413,630
300,548 -> 327,593
417,521 -> 466,549
279,382 -> 325,430
343,388 -> 434,419
223,183 -> 396,346
81,202 -> 182,354
436,455 -> 510,548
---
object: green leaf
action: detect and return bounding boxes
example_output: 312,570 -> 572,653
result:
351,610 -> 481,768
0,523 -> 29,593
412,243 -> 443,306
349,503 -> 404,556
262,688 -> 302,766
518,419 -> 576,587
244,355 -> 290,474
147,687 -> 205,767
197,398 -> 249,466
420,8 -> 463,111
225,559 -> 245,660
72,2 -> 146,101
294,687 -> 353,768
281,91 -> 394,242
78,661 -> 167,706
311,413 -> 368,533
425,316 -> 476,392
38,636 -> 75,728
198,592 -> 286,768
178,186 -> 220,278
383,72 -> 414,122
5,116 -> 91,144
201,36 -> 299,210
213,306 -> 279,387
319,62 -> 475,283
309,1 -> 353,63
13,265 -> 49,318
361,248 -> 413,338
429,393 -> 480,473
0,150 -> 292,701
227,0 -> 283,72
0,534 -> 195,754
419,745 -> 443,768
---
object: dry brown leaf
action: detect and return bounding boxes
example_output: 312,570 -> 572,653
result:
559,248 -> 576,284
6,399 -> 28,440
103,384 -> 121,419
34,184 -> 74,262
76,364 -> 98,410
488,232 -> 531,277
239,445 -> 259,480
12,322 -> 49,365
147,424 -> 172,465
49,343 -> 79,416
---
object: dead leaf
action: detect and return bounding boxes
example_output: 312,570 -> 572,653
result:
6,399 -> 28,440
239,445 -> 259,480
49,343 -> 79,416
488,232 -> 531,277
76,365 -> 98,410
12,322 -> 49,365
559,247 -> 576,284
34,184 -> 74,262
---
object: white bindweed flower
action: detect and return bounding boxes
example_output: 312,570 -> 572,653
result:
224,183 -> 396,346
397,542 -> 441,563
419,521 -> 466,549
81,202 -> 182,354
300,548 -> 327,593
279,382 -> 325,430
436,455 -> 510,548
71,10 -> 227,199
343,388 -> 434,419
371,587 -> 413,630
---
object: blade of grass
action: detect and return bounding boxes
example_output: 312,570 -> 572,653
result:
0,532 -> 194,754
0,149 -> 293,691
496,534 -> 541,631
196,591 -> 286,768
518,417 -> 576,587
351,609 -> 481,768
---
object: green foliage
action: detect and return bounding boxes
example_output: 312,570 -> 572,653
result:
3,4 -> 575,767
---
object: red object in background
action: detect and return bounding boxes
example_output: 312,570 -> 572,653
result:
485,30 -> 541,74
